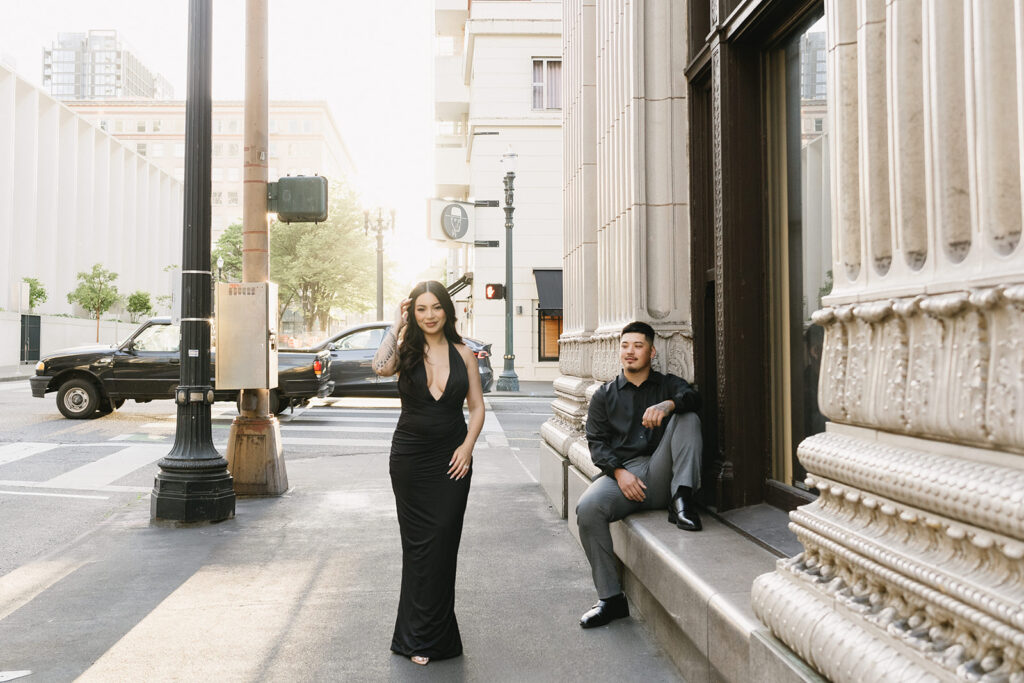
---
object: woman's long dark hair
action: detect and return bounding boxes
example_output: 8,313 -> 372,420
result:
397,280 -> 462,375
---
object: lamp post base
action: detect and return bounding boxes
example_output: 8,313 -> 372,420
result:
151,468 -> 236,524
496,373 -> 520,393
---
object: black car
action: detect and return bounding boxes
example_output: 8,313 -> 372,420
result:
287,322 -> 493,398
31,317 -> 333,419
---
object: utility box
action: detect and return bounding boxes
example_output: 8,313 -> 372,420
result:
268,175 -> 328,223
215,282 -> 279,389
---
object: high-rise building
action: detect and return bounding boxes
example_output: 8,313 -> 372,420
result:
433,0 -> 563,382
42,30 -> 173,100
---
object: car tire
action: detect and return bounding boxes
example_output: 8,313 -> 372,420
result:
57,378 -> 100,419
271,389 -> 288,415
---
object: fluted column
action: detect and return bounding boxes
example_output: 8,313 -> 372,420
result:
542,0 -> 693,518
754,2 -> 1024,680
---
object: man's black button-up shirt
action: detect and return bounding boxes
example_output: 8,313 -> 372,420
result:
585,370 -> 700,478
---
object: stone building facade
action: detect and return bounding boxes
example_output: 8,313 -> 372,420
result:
543,0 -> 1024,680
433,0 -> 564,382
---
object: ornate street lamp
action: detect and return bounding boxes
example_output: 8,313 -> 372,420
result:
364,207 -> 395,321
151,0 -> 235,523
496,146 -> 519,392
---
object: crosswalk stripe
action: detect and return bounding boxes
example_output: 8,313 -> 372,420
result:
216,437 -> 393,448
301,410 -> 401,418
142,422 -> 396,433
0,490 -> 109,500
0,443 -> 60,467
273,415 -> 400,424
43,445 -> 166,490
0,479 -> 151,493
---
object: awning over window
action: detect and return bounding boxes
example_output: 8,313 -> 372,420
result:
533,269 -> 563,311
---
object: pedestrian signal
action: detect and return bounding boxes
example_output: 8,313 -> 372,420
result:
485,283 -> 505,300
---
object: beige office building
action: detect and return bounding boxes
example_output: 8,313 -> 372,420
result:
433,0 -> 563,382
67,100 -> 355,240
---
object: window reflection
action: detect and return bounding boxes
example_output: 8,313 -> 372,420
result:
771,12 -> 830,488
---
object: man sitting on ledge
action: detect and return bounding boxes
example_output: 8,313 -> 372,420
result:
577,321 -> 703,629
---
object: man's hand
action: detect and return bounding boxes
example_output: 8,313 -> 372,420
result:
614,468 -> 647,502
641,400 -> 675,428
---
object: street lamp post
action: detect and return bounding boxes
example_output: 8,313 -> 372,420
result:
212,256 -> 223,306
364,208 -> 394,321
496,146 -> 519,392
151,0 -> 235,524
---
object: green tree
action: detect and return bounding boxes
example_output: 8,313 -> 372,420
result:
154,263 -> 179,314
212,222 -> 243,282
22,277 -> 47,312
126,290 -> 153,323
67,264 -> 120,341
270,180 -> 381,331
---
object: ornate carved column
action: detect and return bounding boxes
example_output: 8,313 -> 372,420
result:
753,4 -> 1024,680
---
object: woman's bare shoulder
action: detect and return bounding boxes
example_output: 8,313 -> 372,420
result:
455,342 -> 475,361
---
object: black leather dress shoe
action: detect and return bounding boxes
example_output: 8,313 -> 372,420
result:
579,593 -> 629,628
668,493 -> 702,531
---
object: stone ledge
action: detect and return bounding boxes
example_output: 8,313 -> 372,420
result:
539,442 -> 568,519
563,463 -> 816,682
609,510 -> 781,683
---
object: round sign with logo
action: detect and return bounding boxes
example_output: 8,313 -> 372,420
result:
441,203 -> 469,240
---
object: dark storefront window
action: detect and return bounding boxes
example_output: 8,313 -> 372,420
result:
766,10 -> 830,489
538,311 -> 561,361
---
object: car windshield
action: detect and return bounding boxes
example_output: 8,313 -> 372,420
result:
332,328 -> 385,351
132,324 -> 180,353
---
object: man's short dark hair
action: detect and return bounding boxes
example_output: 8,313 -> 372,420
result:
620,321 -> 655,345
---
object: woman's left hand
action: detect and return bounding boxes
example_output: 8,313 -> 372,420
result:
448,444 -> 473,480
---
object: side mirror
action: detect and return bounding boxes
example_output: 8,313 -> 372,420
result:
124,340 -> 136,354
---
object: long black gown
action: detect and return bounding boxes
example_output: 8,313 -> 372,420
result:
389,342 -> 471,660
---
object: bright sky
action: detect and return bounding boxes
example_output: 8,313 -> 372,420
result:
0,0 -> 441,289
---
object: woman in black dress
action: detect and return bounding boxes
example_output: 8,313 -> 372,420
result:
372,280 -> 485,666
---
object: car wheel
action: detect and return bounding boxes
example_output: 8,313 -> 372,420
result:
271,389 -> 288,415
57,378 -> 100,419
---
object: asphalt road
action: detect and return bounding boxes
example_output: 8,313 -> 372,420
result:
0,382 -> 554,578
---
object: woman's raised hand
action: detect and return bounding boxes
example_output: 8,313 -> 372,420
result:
394,298 -> 412,332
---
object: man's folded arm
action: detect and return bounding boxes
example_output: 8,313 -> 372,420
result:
668,376 -> 701,414
585,387 -> 621,477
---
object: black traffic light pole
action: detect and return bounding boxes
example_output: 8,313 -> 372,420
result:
151,0 -> 235,523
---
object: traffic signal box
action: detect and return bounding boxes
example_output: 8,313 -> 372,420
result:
267,175 -> 328,223
485,283 -> 505,300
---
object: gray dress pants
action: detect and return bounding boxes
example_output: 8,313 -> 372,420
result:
576,412 -> 702,599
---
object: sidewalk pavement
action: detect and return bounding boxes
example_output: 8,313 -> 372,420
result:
0,446 -> 683,681
0,364 -> 34,382
489,379 -> 555,398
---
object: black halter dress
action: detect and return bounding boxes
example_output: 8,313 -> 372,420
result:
389,341 -> 471,660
